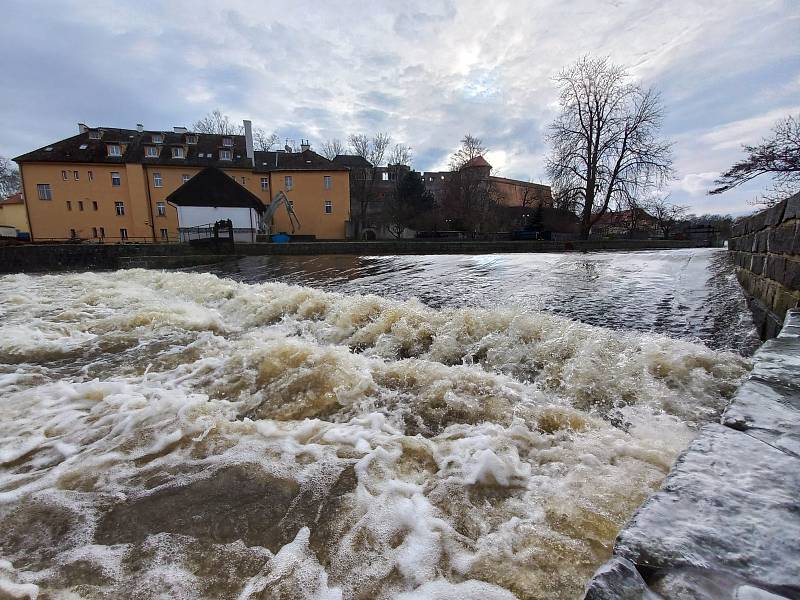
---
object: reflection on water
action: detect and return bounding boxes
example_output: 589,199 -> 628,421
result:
202,248 -> 759,355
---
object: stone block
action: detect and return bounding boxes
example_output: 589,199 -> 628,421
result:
768,222 -> 797,254
765,254 -> 786,281
732,219 -> 747,238
765,200 -> 786,226
615,423 -> 800,595
783,192 -> 800,221
582,557 -> 651,599
750,253 -> 766,275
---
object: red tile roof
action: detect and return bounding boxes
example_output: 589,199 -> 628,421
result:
0,192 -> 24,206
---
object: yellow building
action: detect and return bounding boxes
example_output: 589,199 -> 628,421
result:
13,122 -> 350,242
0,192 -> 30,236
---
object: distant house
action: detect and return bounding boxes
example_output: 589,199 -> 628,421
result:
0,192 -> 30,238
592,208 -> 660,239
166,167 -> 264,243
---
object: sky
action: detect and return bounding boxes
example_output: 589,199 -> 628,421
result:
1,0 -> 798,215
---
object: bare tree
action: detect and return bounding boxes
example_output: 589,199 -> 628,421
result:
0,156 -> 21,198
387,143 -> 413,166
192,109 -> 244,135
253,128 -> 279,151
709,114 -> 800,205
449,134 -> 487,170
319,139 -> 346,160
547,56 -> 673,239
648,196 -> 688,239
347,133 -> 392,236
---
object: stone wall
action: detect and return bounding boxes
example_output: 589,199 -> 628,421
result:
729,193 -> 800,338
584,309 -> 800,599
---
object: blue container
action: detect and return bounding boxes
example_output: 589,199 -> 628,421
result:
271,233 -> 290,244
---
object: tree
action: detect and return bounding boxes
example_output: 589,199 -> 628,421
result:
347,133 -> 392,235
253,128 -> 279,151
709,113 -> 800,204
449,134 -> 487,170
388,143 -> 413,167
320,138 -> 346,160
383,171 -> 434,238
0,156 -> 21,198
647,196 -> 688,238
192,109 -> 244,135
547,56 -> 673,239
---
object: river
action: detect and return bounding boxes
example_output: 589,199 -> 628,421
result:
0,248 -> 757,599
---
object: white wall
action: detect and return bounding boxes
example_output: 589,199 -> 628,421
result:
173,205 -> 259,229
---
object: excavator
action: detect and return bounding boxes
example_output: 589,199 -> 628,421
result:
260,190 -> 301,239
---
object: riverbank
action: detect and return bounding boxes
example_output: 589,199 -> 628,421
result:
0,239 -> 705,273
584,309 -> 800,599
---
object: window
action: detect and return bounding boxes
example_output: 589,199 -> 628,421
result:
73,171 -> 79,180
79,144 -> 88,150
92,201 -> 98,211
92,227 -> 98,238
78,201 -> 84,211
382,172 -> 389,181
99,227 -> 105,238
37,184 -> 52,200
111,172 -> 121,186
284,175 -> 293,190
70,228 -> 77,239
240,177 -> 246,185
153,172 -> 163,187
222,137 -> 233,147
62,170 -> 68,180
88,170 -> 93,181
115,201 -> 125,216
66,201 -> 72,211
324,175 -> 332,190
261,177 -> 269,191
107,144 -> 121,157
120,228 -> 128,241
152,134 -> 163,144
160,228 -> 169,241
89,130 -> 102,140
324,200 -> 332,214
182,174 -> 190,183
186,134 -> 198,144
145,146 -> 159,157
157,202 -> 166,216
219,149 -> 232,160
172,147 -> 185,159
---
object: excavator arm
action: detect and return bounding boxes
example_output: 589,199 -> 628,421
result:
261,191 -> 301,235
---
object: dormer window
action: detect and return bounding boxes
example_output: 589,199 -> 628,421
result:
107,144 -> 121,157
172,147 -> 185,159
89,130 -> 102,140
145,146 -> 159,158
222,137 -> 233,147
186,134 -> 198,144
152,134 -> 163,144
220,149 -> 232,160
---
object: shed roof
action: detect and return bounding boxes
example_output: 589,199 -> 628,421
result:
165,167 -> 264,211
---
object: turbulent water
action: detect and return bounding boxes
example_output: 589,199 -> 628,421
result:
0,251 -> 755,599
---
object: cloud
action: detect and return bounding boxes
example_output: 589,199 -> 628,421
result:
1,0 -> 798,214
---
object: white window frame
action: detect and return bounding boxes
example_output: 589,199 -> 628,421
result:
62,170 -> 68,180
156,202 -> 166,216
107,144 -> 121,157
153,172 -> 163,188
89,130 -> 102,140
172,147 -> 185,159
152,134 -> 163,144
182,174 -> 190,183
222,137 -> 233,147
111,172 -> 121,186
220,149 -> 232,161
324,175 -> 332,190
37,184 -> 52,200
145,146 -> 159,157
324,200 -> 332,214
160,228 -> 169,241
261,177 -> 269,191
120,228 -> 129,240
73,170 -> 79,181
115,201 -> 125,216
285,175 -> 293,190
186,135 -> 198,145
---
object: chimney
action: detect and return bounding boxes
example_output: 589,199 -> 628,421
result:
136,123 -> 144,133
300,139 -> 310,152
243,119 -> 254,163
78,123 -> 88,134
173,126 -> 187,134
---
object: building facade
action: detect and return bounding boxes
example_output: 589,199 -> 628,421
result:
14,122 -> 350,242
0,192 -> 30,236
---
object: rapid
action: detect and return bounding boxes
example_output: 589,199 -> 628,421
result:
0,249 -> 756,599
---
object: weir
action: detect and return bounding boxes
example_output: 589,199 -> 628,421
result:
584,309 -> 800,599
